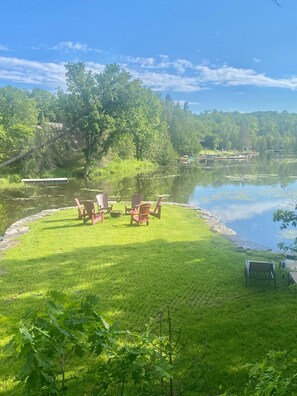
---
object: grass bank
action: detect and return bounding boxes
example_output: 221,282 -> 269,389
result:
0,204 -> 294,395
0,177 -> 28,191
91,158 -> 158,180
1,159 -> 157,185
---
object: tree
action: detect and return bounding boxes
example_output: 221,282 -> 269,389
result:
8,292 -> 173,395
123,81 -> 176,163
183,101 -> 190,112
58,63 -> 132,178
273,206 -> 297,252
0,86 -> 38,129
0,86 -> 38,164
165,100 -> 201,156
30,88 -> 58,123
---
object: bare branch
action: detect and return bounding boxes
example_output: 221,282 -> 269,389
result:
272,0 -> 283,7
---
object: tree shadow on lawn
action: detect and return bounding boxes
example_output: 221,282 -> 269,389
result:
0,236 -> 292,395
42,223 -> 84,229
0,237 -> 251,322
0,237 -> 288,323
41,216 -> 135,229
42,218 -> 78,223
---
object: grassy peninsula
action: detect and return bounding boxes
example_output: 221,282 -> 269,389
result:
0,204 -> 294,395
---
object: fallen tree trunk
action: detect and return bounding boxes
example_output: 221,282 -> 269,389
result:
0,124 -> 71,168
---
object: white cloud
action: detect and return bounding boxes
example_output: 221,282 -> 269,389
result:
0,45 -> 9,51
120,56 -> 157,68
85,61 -> 106,74
174,100 -> 200,106
52,41 -> 101,53
2,51 -> 297,94
252,57 -> 260,63
0,56 -> 65,86
119,55 -> 297,91
211,200 -> 289,222
196,64 -> 297,90
52,41 -> 88,51
127,68 -> 204,92
120,55 -> 193,73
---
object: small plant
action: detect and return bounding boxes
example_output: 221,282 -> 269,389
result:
5,292 -> 173,395
243,350 -> 297,396
5,292 -> 110,395
7,174 -> 22,183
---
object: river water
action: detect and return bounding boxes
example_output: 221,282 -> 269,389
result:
1,153 -> 297,251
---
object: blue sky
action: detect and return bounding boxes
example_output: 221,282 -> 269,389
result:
0,0 -> 297,113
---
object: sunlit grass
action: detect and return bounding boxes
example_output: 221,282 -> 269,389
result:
91,159 -> 157,180
0,177 -> 28,191
0,204 -> 294,395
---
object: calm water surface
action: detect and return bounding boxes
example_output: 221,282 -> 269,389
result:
1,154 -> 297,251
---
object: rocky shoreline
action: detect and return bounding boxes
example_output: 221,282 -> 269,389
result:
0,204 -> 271,252
0,208 -> 72,251
167,203 -> 272,251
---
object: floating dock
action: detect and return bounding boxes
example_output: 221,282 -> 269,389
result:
21,178 -> 68,184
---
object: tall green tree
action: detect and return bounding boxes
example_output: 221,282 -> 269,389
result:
166,102 -> 201,156
30,88 -> 58,123
59,63 -> 132,178
0,86 -> 38,163
123,82 -> 176,163
0,86 -> 38,129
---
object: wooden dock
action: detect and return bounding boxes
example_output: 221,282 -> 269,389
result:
21,178 -> 68,184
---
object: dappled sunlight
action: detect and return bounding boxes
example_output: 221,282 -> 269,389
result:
0,204 -> 294,394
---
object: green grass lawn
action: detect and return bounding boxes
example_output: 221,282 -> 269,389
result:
0,204 -> 295,395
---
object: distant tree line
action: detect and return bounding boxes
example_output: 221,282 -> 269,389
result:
195,109 -> 297,154
0,62 -> 297,178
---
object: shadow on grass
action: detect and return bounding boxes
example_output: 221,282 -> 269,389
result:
0,210 -> 291,395
42,223 -> 84,229
42,218 -> 77,223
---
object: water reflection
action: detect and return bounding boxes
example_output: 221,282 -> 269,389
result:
211,200 -> 285,222
187,156 -> 297,251
1,154 -> 297,251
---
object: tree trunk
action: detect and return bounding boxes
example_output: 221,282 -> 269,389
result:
84,159 -> 91,179
0,130 -> 67,168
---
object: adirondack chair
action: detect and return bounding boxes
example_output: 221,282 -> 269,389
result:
124,193 -> 143,214
130,203 -> 151,226
83,201 -> 104,225
96,193 -> 113,213
245,259 -> 276,289
149,197 -> 163,219
75,198 -> 84,220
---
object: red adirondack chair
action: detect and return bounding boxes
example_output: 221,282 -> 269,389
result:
125,193 -> 143,214
149,197 -> 163,219
83,201 -> 104,225
130,203 -> 151,226
75,198 -> 84,220
96,193 -> 113,213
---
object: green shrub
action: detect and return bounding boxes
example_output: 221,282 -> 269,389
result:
5,292 -> 172,395
244,350 -> 297,396
8,174 -> 22,183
